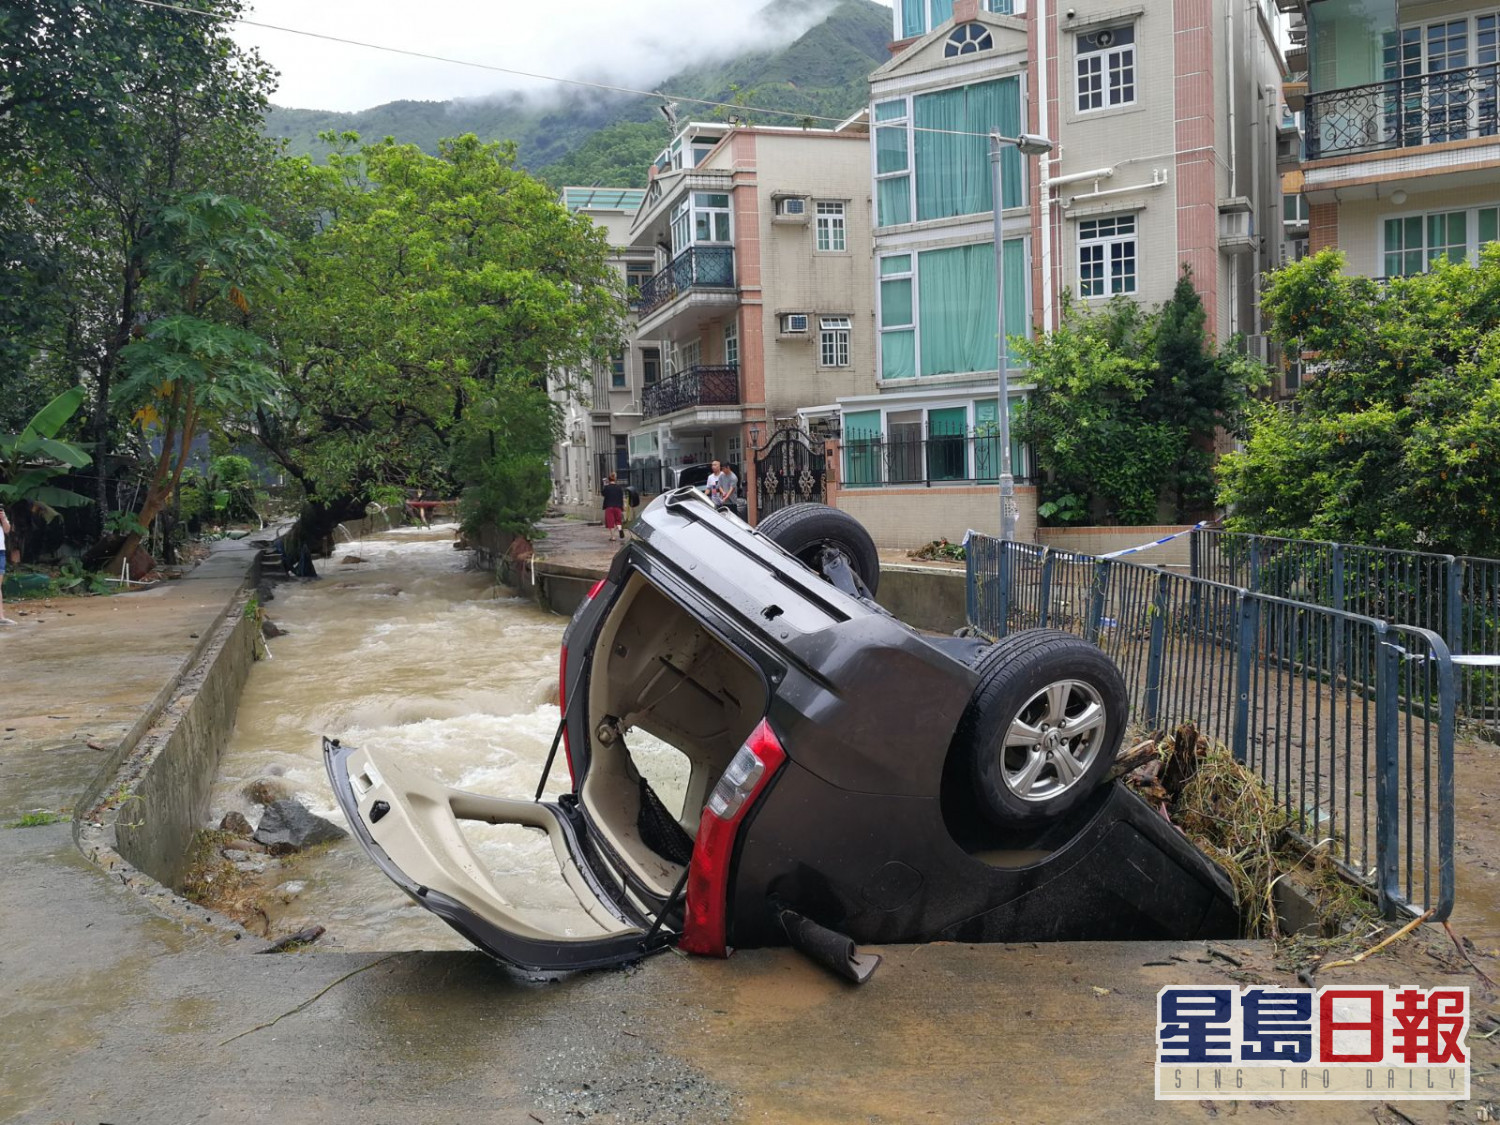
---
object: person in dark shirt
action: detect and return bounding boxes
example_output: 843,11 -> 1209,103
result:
602,474 -> 626,541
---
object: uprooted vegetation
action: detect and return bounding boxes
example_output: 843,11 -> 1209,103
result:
1115,723 -> 1382,952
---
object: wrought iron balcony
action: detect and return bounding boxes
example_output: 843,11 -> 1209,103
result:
1306,64 -> 1500,160
630,246 -> 735,316
641,364 -> 739,420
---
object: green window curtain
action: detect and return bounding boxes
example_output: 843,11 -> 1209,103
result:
881,254 -> 913,276
914,88 -> 970,221
875,99 -> 907,122
901,0 -> 926,37
882,331 -> 917,379
916,239 -> 1026,377
876,126 -> 908,174
877,178 -> 911,227
913,79 -> 1022,221
929,0 -> 955,25
880,277 -> 913,327
974,397 -> 1026,479
843,409 -> 882,485
1480,208 -> 1498,246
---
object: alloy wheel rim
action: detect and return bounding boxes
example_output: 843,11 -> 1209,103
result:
999,679 -> 1107,802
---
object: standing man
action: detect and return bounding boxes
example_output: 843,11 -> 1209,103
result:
601,473 -> 626,542
0,506 -> 13,624
716,463 -> 739,510
705,460 -> 723,504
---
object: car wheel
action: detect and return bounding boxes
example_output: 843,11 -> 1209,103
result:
956,629 -> 1128,827
756,503 -> 881,598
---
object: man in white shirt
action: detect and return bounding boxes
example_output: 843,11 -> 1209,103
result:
705,460 -> 723,503
0,506 -> 13,624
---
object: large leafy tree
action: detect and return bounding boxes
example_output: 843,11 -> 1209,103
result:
1017,275 -> 1265,525
256,134 -> 625,542
112,192 -> 285,567
1219,248 -> 1500,554
0,0 -> 277,526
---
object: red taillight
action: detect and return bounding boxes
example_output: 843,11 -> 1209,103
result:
679,719 -> 787,957
587,578 -> 607,601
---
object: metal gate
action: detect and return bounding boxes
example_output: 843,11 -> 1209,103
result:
753,426 -> 825,517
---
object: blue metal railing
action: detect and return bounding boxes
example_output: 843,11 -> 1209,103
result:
967,536 -> 1456,922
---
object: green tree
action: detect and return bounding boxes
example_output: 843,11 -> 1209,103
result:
112,192 -> 285,566
0,0 -> 277,528
1017,278 -> 1265,525
1219,247 -> 1500,554
258,134 -> 625,542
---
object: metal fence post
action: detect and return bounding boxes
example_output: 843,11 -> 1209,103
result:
996,541 -> 1012,639
1232,593 -> 1257,764
1038,549 -> 1055,629
965,539 -> 977,630
1189,529 -> 1201,581
1248,539 -> 1262,593
1374,630 -> 1402,917
1447,557 -> 1465,656
1085,559 -> 1110,645
1331,545 -> 1345,676
1144,571 -> 1169,729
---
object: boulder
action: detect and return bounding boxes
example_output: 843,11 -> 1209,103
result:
254,799 -> 347,851
340,555 -> 365,565
219,811 -> 254,836
127,546 -> 155,582
242,777 -> 292,806
261,619 -> 286,639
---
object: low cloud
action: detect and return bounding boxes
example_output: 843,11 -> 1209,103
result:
239,0 -> 856,112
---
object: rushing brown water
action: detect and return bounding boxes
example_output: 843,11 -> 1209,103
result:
210,524 -> 684,951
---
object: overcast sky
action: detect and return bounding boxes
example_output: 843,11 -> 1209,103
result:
232,0 -> 894,113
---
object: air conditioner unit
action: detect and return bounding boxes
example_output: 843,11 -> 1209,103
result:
772,195 -> 810,224
782,313 -> 810,334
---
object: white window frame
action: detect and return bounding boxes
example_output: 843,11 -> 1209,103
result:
670,192 -> 732,254
819,317 -> 852,367
1380,203 -> 1500,277
877,253 -> 916,381
1075,24 -> 1137,113
815,201 -> 847,252
723,320 -> 739,367
610,349 -> 627,389
1077,214 -> 1138,297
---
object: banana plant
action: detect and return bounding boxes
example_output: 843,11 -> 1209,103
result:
0,386 -> 93,520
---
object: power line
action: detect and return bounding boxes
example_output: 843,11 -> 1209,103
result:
117,0 -> 1008,142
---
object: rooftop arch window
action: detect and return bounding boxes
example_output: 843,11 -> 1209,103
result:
945,23 -> 995,56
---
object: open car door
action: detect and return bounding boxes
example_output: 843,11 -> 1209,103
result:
323,738 -> 674,972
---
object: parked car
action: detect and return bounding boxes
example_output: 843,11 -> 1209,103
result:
325,493 -> 1237,979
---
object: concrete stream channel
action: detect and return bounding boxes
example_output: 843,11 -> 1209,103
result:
0,521 -> 1494,1124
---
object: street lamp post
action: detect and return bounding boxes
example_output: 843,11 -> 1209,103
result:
989,131 -> 1053,543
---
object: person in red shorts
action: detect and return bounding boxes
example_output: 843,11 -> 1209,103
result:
602,473 -> 626,541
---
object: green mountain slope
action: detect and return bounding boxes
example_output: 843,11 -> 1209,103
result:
264,0 -> 891,185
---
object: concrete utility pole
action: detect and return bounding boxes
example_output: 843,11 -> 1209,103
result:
989,130 -> 1053,543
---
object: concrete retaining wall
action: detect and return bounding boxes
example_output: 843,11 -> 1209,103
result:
876,564 -> 968,635
829,486 -> 1039,549
108,603 -> 259,888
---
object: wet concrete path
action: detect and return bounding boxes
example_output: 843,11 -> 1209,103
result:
1,539 -> 1496,1124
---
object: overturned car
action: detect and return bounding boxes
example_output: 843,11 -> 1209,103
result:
325,490 -> 1237,979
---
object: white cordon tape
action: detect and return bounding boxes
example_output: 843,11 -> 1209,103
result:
960,521 -> 1211,560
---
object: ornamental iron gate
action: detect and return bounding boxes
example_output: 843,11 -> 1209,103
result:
753,426 -> 825,518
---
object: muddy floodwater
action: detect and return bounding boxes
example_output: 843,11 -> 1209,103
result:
210,524 -> 683,951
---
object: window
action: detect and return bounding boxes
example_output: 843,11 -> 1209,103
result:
641,347 -> 661,386
873,77 -> 1023,228
1076,25 -> 1136,112
1283,194 -> 1309,226
613,434 -> 629,473
815,202 -> 846,251
1078,214 -> 1137,296
820,317 -> 851,367
781,313 -> 810,333
1381,15 -> 1499,147
670,192 -> 732,252
896,0 -> 1020,38
945,23 -> 995,56
723,320 -> 739,368
626,260 -> 653,298
879,255 -> 915,378
1383,206 -> 1499,276
878,240 -> 1028,380
610,350 -> 627,389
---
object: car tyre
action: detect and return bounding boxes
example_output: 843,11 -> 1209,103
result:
956,629 -> 1128,827
756,503 -> 881,598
